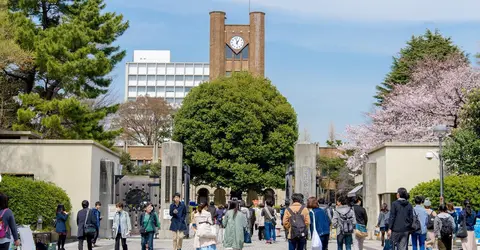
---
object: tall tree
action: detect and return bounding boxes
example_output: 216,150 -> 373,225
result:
13,93 -> 121,148
345,56 -> 479,170
374,29 -> 467,105
6,0 -> 128,100
114,96 -> 173,146
173,72 -> 298,191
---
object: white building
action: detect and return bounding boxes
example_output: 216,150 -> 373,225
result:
125,50 -> 210,106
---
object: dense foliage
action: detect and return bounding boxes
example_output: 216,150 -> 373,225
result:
173,72 -> 298,191
0,176 -> 72,230
374,30 -> 467,105
409,175 -> 480,210
120,152 -> 161,176
13,93 -> 121,148
444,89 -> 480,175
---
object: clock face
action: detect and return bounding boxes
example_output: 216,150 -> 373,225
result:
230,36 -> 245,50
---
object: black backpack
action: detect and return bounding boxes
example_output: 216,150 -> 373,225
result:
286,206 -> 308,239
427,211 -> 435,230
440,217 -> 454,237
338,208 -> 354,235
411,210 -> 421,232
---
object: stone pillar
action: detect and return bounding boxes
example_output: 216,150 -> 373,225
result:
159,141 -> 183,239
249,12 -> 265,77
209,11 -> 226,80
294,142 -> 317,203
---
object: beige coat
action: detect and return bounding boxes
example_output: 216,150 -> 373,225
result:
193,210 -> 217,248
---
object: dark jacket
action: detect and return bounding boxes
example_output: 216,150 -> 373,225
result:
310,208 -> 331,237
169,202 -> 187,231
249,207 -> 256,226
208,205 -> 216,221
76,208 -> 96,237
0,208 -> 18,241
91,208 -> 101,228
55,212 -> 69,233
458,210 -> 477,231
388,199 -> 413,233
353,204 -> 368,226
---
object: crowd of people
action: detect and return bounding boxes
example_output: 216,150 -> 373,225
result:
0,188 -> 479,250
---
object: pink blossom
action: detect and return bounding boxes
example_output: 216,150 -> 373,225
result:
343,56 -> 480,170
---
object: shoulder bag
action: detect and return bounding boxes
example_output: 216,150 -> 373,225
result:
196,212 -> 217,239
456,213 -> 468,238
264,207 -> 277,226
311,210 -> 322,250
84,209 -> 97,236
140,213 -> 152,235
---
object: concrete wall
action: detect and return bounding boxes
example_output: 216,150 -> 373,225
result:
294,143 -> 317,201
363,142 -> 440,238
0,140 -> 119,236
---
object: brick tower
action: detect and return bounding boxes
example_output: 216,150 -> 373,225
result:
209,11 -> 265,80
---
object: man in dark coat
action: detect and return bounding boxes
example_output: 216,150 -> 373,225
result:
76,200 -> 96,250
170,193 -> 187,250
388,188 -> 414,250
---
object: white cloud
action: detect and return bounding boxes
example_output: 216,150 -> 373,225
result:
223,0 -> 480,22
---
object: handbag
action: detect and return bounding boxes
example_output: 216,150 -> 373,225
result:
264,207 -> 277,227
456,213 -> 468,238
354,224 -> 369,238
311,211 -> 322,250
196,213 -> 217,239
244,228 -> 252,243
84,209 -> 97,235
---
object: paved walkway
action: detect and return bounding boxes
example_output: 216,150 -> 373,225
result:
63,237 -> 384,250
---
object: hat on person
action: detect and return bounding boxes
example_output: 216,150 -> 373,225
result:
424,198 -> 431,207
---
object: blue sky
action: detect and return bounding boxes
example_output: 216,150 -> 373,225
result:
105,0 -> 480,145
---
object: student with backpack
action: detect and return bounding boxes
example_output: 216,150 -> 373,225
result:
0,193 -> 19,250
283,193 -> 310,250
412,196 -> 428,250
434,204 -> 455,250
332,193 -> 356,250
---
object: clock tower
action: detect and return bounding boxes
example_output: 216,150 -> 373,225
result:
209,11 -> 265,80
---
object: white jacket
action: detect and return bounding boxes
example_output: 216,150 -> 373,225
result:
112,210 -> 132,238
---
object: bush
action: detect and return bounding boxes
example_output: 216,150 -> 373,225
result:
0,176 -> 72,231
409,175 -> 480,210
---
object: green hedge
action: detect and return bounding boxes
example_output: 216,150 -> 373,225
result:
409,175 -> 480,210
0,176 -> 72,231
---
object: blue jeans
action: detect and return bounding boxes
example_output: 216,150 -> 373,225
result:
337,234 -> 353,250
141,231 -> 154,250
411,233 -> 426,250
264,222 -> 276,241
288,238 -> 306,250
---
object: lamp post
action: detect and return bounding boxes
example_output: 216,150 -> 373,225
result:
433,124 -> 449,204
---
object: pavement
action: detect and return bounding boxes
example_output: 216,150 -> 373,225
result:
62,234 -> 385,250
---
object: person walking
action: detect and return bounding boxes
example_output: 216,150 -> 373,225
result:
411,196 -> 428,250
215,205 -> 226,243
0,193 -> 19,250
112,202 -> 131,250
248,204 -> 256,237
76,200 -> 96,250
352,196 -> 367,250
307,197 -> 330,250
256,203 -> 266,241
332,193 -> 356,250
283,193 -> 310,250
140,202 -> 160,250
424,198 -> 437,248
388,188 -> 413,250
170,193 -> 187,250
262,200 -> 277,244
434,204 -> 455,250
223,200 -> 247,250
458,199 -> 477,250
55,204 -> 69,250
91,201 -> 102,247
193,202 -> 217,250
208,202 -> 217,222
377,203 -> 390,247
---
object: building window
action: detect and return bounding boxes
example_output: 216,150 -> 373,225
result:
166,98 -> 175,104
241,45 -> 249,59
226,45 -> 234,59
166,87 -> 174,93
127,97 -> 136,102
226,71 -> 232,77
185,87 -> 192,93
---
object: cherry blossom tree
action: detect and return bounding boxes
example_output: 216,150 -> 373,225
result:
343,55 -> 480,170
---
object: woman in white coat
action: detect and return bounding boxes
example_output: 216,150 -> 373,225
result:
112,202 -> 132,250
193,202 -> 217,250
